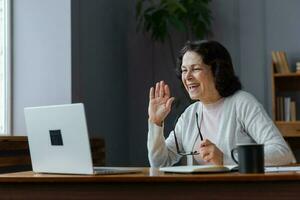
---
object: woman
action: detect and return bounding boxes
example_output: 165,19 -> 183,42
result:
147,40 -> 295,167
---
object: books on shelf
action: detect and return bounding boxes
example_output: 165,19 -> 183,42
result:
277,96 -> 285,121
276,96 -> 297,121
291,101 -> 296,121
271,51 -> 290,74
284,97 -> 291,121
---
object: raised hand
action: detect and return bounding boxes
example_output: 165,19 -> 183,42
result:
148,81 -> 175,126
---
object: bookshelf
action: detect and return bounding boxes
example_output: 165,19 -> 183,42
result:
272,72 -> 300,137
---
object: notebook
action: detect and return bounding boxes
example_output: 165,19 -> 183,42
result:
265,166 -> 300,172
24,103 -> 142,175
160,165 -> 238,173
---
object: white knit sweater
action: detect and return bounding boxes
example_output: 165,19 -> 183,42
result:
147,90 -> 295,167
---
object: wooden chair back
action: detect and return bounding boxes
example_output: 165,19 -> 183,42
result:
0,136 -> 105,172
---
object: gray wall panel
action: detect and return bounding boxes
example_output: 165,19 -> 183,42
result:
72,0 -> 129,166
13,0 -> 71,135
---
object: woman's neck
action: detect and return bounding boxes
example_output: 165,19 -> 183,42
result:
200,93 -> 222,105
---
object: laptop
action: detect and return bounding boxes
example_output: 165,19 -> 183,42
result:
24,103 -> 142,175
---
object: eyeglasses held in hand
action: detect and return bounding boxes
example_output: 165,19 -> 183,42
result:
173,113 -> 203,156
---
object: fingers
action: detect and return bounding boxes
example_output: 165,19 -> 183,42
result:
200,146 -> 213,163
199,141 -> 214,160
159,81 -> 164,97
164,84 -> 170,98
152,81 -> 171,98
166,97 -> 175,111
149,87 -> 154,100
155,82 -> 159,98
199,142 -> 223,165
203,154 -> 213,163
199,146 -> 210,158
200,139 -> 212,147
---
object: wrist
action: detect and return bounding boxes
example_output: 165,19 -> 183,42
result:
148,118 -> 163,127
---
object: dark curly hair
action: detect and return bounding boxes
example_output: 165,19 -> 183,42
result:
176,40 -> 242,97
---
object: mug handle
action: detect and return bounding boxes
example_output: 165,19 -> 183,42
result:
230,148 -> 238,164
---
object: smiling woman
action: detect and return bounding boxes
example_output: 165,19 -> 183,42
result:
0,0 -> 11,135
147,40 -> 295,168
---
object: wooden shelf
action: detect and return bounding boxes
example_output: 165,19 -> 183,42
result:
273,73 -> 300,77
275,121 -> 300,125
271,65 -> 300,139
275,121 -> 300,137
273,73 -> 300,91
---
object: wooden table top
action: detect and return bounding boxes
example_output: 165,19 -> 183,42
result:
1,168 -> 300,183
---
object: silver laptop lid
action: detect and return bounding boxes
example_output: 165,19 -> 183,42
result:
24,103 -> 94,174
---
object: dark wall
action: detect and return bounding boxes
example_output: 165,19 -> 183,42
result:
265,0 -> 300,118
72,0 -> 190,166
212,0 -> 300,114
72,0 -> 129,166
126,1 -> 192,165
210,0 -> 267,106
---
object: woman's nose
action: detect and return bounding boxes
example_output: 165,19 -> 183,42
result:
185,70 -> 193,79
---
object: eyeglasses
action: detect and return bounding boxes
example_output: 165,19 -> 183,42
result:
173,113 -> 203,156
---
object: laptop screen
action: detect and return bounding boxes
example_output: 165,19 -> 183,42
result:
24,103 -> 95,174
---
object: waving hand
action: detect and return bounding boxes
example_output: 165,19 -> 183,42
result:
148,81 -> 175,126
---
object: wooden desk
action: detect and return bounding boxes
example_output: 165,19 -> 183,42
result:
1,168 -> 300,199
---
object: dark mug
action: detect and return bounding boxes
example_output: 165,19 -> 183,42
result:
231,144 -> 264,173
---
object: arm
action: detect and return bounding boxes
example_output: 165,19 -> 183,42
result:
240,94 -> 295,165
147,120 -> 182,168
147,81 -> 179,167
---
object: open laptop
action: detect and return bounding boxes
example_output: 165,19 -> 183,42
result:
24,103 -> 142,175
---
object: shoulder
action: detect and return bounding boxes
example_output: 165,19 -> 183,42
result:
226,90 -> 264,117
227,90 -> 260,107
180,101 -> 201,119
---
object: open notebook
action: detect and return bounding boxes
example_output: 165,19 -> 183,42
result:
160,165 -> 238,173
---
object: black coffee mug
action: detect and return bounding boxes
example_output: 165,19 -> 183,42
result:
231,144 -> 264,173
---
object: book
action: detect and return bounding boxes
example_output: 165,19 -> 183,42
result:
274,51 -> 290,73
297,62 -> 300,73
284,97 -> 291,121
281,51 -> 291,73
291,101 -> 296,121
271,51 -> 281,73
275,51 -> 286,73
159,165 -> 238,173
278,96 -> 284,121
276,96 -> 280,120
280,51 -> 290,73
279,96 -> 284,121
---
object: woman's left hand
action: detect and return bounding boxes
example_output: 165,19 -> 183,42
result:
199,139 -> 223,165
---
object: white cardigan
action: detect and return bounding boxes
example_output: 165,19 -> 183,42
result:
147,90 -> 295,168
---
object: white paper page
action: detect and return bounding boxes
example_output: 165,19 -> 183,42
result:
265,166 -> 300,172
160,165 -> 237,173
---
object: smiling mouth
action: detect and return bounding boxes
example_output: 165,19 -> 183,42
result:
188,84 -> 199,91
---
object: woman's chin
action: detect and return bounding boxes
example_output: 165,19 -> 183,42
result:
188,94 -> 200,100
